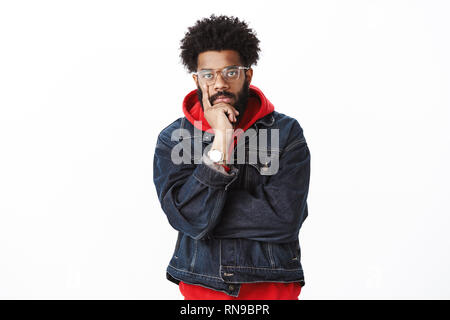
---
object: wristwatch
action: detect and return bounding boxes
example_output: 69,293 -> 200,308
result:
206,148 -> 231,173
207,149 -> 224,163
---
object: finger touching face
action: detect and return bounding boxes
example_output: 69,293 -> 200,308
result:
200,82 -> 212,109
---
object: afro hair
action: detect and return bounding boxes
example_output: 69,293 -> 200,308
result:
179,14 -> 261,73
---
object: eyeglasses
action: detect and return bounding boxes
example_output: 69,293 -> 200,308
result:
193,66 -> 249,85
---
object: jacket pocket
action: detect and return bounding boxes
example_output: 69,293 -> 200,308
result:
247,147 -> 280,176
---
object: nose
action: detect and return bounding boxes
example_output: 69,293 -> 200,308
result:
213,72 -> 230,91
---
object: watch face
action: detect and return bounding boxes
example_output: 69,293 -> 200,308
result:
209,149 -> 223,162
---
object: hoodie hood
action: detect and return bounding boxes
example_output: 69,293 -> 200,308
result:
182,84 -> 275,134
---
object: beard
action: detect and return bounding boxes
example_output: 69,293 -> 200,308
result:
197,78 -> 250,127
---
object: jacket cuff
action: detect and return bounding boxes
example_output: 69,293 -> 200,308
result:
193,156 -> 238,189
202,153 -> 232,175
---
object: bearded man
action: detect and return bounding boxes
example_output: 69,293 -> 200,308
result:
153,14 -> 311,300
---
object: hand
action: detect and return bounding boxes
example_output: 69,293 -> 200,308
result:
200,82 -> 239,134
200,82 -> 239,162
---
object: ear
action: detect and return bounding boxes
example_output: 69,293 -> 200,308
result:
192,73 -> 199,87
246,68 -> 253,85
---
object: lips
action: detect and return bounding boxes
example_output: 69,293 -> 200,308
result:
213,96 -> 233,104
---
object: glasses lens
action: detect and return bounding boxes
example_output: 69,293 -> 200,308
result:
223,67 -> 240,81
198,70 -> 215,84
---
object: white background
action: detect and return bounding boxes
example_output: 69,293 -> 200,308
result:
0,0 -> 449,299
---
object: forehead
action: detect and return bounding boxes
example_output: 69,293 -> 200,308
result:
197,50 -> 242,70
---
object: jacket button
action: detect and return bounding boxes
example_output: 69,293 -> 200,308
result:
229,285 -> 235,291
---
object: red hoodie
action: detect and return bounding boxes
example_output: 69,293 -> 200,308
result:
182,84 -> 274,134
179,84 -> 301,300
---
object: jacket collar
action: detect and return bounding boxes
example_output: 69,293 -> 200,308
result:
255,112 -> 275,127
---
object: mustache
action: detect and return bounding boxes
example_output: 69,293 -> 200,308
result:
210,91 -> 235,103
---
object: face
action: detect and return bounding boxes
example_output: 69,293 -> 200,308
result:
193,50 -> 253,125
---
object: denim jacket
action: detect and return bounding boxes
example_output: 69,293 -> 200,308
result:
153,110 -> 311,297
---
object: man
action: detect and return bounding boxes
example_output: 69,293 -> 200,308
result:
153,14 -> 311,300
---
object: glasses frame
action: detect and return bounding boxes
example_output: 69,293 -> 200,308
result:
193,65 -> 250,84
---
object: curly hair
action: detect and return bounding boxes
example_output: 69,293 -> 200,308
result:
179,14 -> 261,73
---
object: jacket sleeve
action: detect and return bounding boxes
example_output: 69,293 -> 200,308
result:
153,132 -> 238,240
211,121 -> 311,244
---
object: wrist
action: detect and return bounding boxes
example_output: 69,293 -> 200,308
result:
211,129 -> 234,162
203,150 -> 231,174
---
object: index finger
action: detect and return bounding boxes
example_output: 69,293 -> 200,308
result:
201,82 -> 212,110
